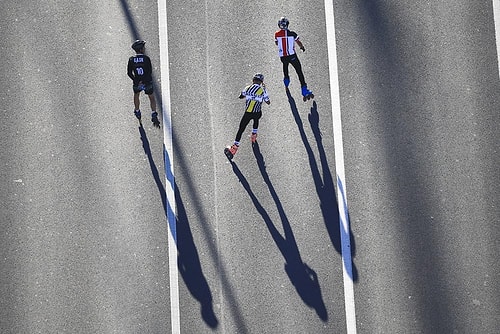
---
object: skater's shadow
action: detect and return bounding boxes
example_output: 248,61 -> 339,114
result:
286,91 -> 358,281
175,183 -> 218,328
139,125 -> 218,328
229,156 -> 328,321
139,124 -> 167,213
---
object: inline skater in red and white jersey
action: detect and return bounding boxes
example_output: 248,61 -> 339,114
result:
274,17 -> 314,101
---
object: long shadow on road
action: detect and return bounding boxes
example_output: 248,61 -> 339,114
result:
229,155 -> 328,321
139,125 -> 218,329
287,91 -> 358,281
175,183 -> 218,328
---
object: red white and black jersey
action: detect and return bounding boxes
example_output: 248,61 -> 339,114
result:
127,54 -> 153,84
274,29 -> 299,57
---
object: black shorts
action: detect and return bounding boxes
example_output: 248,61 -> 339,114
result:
280,54 -> 299,64
133,82 -> 154,95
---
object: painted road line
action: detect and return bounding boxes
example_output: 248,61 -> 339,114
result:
157,1 -> 180,333
493,0 -> 500,79
324,1 -> 357,333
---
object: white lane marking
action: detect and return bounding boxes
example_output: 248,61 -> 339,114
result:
324,1 -> 357,333
157,1 -> 180,333
493,0 -> 500,78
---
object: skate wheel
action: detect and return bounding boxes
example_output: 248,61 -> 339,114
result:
303,94 -> 314,101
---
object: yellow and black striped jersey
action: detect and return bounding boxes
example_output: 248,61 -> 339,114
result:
241,83 -> 270,113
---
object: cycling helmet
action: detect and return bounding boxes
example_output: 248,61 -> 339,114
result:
253,73 -> 264,82
131,40 -> 146,51
278,17 -> 289,29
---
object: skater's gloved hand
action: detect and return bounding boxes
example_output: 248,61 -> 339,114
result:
300,46 -> 305,52
238,93 -> 244,99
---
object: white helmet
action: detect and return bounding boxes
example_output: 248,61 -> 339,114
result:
253,73 -> 264,82
278,17 -> 289,29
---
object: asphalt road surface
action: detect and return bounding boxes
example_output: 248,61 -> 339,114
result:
1,0 -> 498,333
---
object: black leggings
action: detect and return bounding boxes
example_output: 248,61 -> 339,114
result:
235,112 -> 261,142
281,54 -> 306,87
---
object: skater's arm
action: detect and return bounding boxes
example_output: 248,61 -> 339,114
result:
296,39 -> 305,52
239,85 -> 250,99
127,60 -> 135,81
263,90 -> 270,105
145,57 -> 153,77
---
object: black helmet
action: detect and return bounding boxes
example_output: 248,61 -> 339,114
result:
131,40 -> 146,51
253,73 -> 264,82
278,17 -> 289,29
